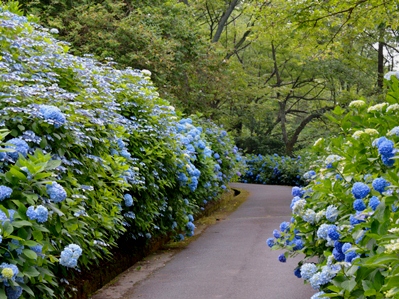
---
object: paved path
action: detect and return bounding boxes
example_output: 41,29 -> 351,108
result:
93,183 -> 316,299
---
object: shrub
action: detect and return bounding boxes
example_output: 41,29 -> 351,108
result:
0,5 -> 243,298
267,76 -> 399,298
240,154 -> 305,186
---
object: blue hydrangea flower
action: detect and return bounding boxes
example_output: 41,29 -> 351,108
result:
345,251 -> 358,263
6,138 -> 29,160
0,263 -> 18,282
325,205 -> 338,222
368,196 -> 380,211
35,205 -> 48,223
342,243 -> 351,254
294,268 -> 302,278
300,263 -> 317,280
280,221 -> 290,232
278,253 -> 286,263
39,105 -> 66,128
59,244 -> 83,268
266,238 -> 275,248
316,224 -> 331,240
311,291 -> 325,299
372,177 -> 389,193
46,182 -> 67,203
0,186 -> 12,201
273,229 -> 281,238
213,153 -> 220,159
332,247 -> 345,261
303,170 -> 316,180
350,213 -> 366,225
291,186 -> 304,197
382,153 -> 395,167
26,206 -> 36,220
124,194 -> 133,207
327,225 -> 340,241
353,199 -> 366,211
8,240 -> 23,256
378,139 -> 394,156
351,182 -> 370,199
186,221 -> 195,231
5,285 -> 23,299
30,245 -> 43,256
188,214 -> 194,222
292,239 -> 303,251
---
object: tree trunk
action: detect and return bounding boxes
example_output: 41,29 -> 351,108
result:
212,0 -> 240,43
377,27 -> 385,90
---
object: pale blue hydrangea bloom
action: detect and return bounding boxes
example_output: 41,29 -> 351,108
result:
325,205 -> 338,222
302,209 -> 316,224
0,186 -> 12,201
388,126 -> 399,136
39,105 -> 66,128
279,221 -> 290,232
311,291 -> 325,299
186,221 -> 195,231
303,170 -> 316,180
300,263 -> 317,280
46,182 -> 67,203
124,194 -> 133,207
59,244 -> 83,268
6,138 -> 29,160
317,224 -> 332,240
35,205 -> 48,223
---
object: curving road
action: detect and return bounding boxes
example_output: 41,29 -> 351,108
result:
94,183 -> 316,299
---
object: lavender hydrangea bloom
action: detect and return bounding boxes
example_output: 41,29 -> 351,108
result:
39,105 -> 66,128
59,244 -> 83,268
46,182 -> 67,203
368,196 -> 380,211
353,199 -> 366,211
351,182 -> 370,199
0,186 -> 12,201
124,194 -> 133,207
372,177 -> 389,193
6,138 -> 29,160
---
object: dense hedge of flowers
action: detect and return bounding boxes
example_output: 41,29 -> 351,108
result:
267,75 -> 399,298
0,6 -> 242,298
240,154 -> 305,186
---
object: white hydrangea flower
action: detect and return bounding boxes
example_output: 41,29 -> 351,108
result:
367,102 -> 388,113
364,128 -> 378,136
292,199 -> 306,215
384,71 -> 399,80
349,100 -> 366,108
385,239 -> 399,254
141,69 -> 152,76
387,104 -> 399,112
352,130 -> 364,139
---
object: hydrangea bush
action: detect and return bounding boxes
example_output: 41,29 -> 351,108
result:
0,5 -> 243,298
240,154 -> 305,186
267,76 -> 399,298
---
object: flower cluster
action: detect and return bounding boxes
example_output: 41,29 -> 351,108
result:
240,154 -> 305,186
59,244 -> 83,268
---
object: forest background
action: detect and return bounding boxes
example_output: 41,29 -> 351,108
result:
16,0 -> 399,155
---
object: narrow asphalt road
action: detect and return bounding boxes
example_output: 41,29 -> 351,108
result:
94,183 -> 316,299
